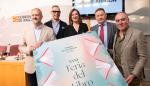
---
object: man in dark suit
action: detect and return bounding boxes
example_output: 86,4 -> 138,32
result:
91,8 -> 117,55
44,5 -> 67,39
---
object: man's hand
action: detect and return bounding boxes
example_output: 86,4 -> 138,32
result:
29,41 -> 43,51
34,41 -> 43,48
125,74 -> 135,84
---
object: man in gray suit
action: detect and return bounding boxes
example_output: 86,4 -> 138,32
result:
113,12 -> 147,86
91,8 -> 117,55
19,8 -> 55,86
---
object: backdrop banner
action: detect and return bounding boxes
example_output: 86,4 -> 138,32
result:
33,31 -> 128,86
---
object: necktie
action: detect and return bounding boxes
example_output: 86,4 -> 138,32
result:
100,24 -> 104,43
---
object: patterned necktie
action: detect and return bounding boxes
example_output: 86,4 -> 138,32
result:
100,24 -> 104,43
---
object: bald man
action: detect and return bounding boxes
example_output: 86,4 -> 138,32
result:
19,8 -> 55,86
113,12 -> 147,86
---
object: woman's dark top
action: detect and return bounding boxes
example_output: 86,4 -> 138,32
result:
63,23 -> 88,38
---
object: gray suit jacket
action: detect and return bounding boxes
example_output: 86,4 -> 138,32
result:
113,28 -> 147,78
19,24 -> 55,73
90,22 -> 117,50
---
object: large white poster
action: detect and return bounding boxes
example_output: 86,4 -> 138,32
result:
34,31 -> 128,86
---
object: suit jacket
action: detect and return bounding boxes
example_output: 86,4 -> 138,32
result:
63,23 -> 88,37
113,28 -> 147,78
44,20 -> 67,39
90,22 -> 117,50
19,24 -> 55,73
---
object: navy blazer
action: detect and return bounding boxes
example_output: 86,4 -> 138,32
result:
44,20 -> 67,39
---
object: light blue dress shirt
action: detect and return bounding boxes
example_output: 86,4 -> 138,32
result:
52,20 -> 60,35
98,22 -> 108,49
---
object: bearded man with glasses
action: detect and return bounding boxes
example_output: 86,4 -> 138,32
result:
44,5 -> 67,39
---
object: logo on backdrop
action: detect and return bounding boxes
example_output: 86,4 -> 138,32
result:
12,15 -> 31,22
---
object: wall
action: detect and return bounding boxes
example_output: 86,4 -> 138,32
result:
125,0 -> 150,35
1,0 -> 149,44
145,35 -> 150,81
0,0 -> 150,82
125,0 -> 150,81
0,0 -> 72,45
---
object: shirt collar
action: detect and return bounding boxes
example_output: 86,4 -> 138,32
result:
98,21 -> 107,26
34,24 -> 43,30
52,19 -> 60,23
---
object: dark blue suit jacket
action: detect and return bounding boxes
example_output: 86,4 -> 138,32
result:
44,20 -> 67,39
91,22 -> 117,49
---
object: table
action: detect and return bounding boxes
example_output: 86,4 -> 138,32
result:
0,57 -> 26,86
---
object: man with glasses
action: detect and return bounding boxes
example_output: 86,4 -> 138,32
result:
45,5 -> 67,39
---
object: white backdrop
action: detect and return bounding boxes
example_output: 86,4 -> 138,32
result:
0,0 -> 72,45
0,0 -> 150,45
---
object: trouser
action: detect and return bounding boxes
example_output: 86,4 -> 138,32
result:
26,72 -> 38,86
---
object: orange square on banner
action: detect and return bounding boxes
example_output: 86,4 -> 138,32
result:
12,16 -> 21,22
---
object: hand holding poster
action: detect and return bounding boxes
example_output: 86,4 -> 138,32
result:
33,31 -> 128,86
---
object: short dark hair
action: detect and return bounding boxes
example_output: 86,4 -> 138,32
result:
51,5 -> 60,11
95,8 -> 105,13
69,8 -> 82,25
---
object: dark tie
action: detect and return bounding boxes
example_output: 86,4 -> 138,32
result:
100,24 -> 104,43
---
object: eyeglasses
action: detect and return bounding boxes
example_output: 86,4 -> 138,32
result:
52,11 -> 61,13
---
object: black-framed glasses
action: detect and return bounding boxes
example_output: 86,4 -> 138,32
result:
52,11 -> 61,13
